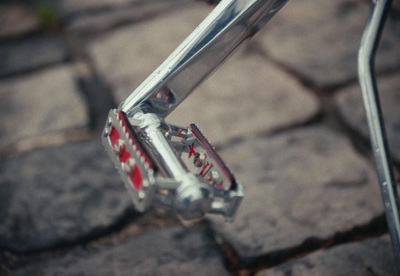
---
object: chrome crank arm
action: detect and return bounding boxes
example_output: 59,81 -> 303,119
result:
121,0 -> 289,117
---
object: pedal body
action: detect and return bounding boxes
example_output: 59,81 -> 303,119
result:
103,108 -> 243,221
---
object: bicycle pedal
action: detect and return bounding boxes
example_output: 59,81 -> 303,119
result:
103,108 -> 243,221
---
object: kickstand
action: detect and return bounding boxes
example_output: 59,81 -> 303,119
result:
358,0 -> 400,272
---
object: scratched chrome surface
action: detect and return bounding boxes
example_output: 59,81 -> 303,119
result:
121,0 -> 289,117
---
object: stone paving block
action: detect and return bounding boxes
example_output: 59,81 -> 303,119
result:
207,126 -> 383,258
54,0 -> 180,17
335,72 -> 400,162
67,0 -> 184,35
0,3 -> 39,40
89,4 -> 319,145
10,227 -> 230,276
0,139 -> 135,252
0,66 -> 88,149
0,36 -> 69,78
89,3 -> 212,103
261,235 -> 395,276
394,0 -> 400,12
258,0 -> 400,88
55,0 -> 139,16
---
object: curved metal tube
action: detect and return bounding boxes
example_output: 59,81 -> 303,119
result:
121,0 -> 288,117
358,0 -> 400,271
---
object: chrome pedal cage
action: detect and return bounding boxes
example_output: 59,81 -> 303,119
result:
102,107 -> 243,221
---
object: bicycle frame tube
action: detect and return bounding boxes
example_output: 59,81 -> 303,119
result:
121,0 -> 289,117
358,0 -> 400,271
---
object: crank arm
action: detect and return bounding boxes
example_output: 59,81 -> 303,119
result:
103,106 -> 243,221
121,0 -> 289,117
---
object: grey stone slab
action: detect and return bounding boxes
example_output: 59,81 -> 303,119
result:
262,235 -> 395,276
394,0 -> 400,12
0,36 -> 69,77
89,3 -> 212,103
55,0 -> 138,16
258,0 -> 400,88
0,66 -> 88,149
335,73 -> 400,161
0,3 -> 39,40
89,4 -> 319,145
54,0 -> 176,17
67,0 -> 185,35
207,126 -> 383,258
11,227 -> 230,276
0,139 -> 135,252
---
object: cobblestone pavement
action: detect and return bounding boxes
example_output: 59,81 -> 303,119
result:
0,0 -> 399,275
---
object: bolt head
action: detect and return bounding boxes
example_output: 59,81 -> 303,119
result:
107,117 -> 113,126
103,128 -> 110,137
194,152 -> 205,167
206,171 -> 219,185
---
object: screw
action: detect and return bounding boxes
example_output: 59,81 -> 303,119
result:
107,117 -> 113,126
103,128 -> 110,137
194,152 -> 205,167
206,171 -> 219,185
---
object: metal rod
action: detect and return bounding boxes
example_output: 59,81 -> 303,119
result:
358,0 -> 400,271
121,0 -> 289,118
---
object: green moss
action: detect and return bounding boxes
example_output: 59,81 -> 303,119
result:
34,2 -> 61,30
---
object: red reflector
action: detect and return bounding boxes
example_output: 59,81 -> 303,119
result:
130,167 -> 143,190
118,146 -> 131,163
109,126 -> 120,146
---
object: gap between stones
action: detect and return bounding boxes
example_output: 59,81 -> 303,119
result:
0,34 -> 71,80
211,214 -> 388,276
65,31 -> 117,132
259,46 -> 400,172
0,208 -> 181,273
0,127 -> 93,156
1,208 -> 139,256
213,112 -> 323,153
